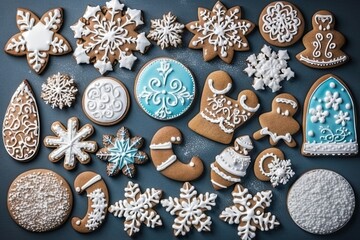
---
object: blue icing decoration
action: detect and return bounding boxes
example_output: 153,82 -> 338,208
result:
303,75 -> 358,155
135,58 -> 195,120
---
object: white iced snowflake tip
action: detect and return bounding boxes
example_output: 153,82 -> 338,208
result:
108,181 -> 162,236
266,158 -> 295,187
324,91 -> 342,111
309,105 -> 329,123
86,188 -> 108,230
220,184 -> 279,240
148,12 -> 184,49
161,182 -> 217,236
334,110 -> 350,126
41,72 -> 78,109
244,44 -> 294,92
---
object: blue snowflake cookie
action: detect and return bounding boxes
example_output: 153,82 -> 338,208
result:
135,58 -> 195,120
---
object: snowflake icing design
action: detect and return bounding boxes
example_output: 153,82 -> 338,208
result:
137,60 -> 194,120
244,44 -> 295,92
323,91 -> 343,111
44,117 -> 97,170
161,182 -> 217,236
148,12 -> 184,49
41,72 -> 78,109
86,188 -> 108,230
334,110 -> 351,126
109,181 -> 162,236
220,184 -> 279,240
309,105 -> 329,123
5,8 -> 71,74
96,127 -> 148,177
71,0 -> 151,74
187,1 -> 254,63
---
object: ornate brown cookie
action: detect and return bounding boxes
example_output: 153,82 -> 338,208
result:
2,80 -> 40,162
188,70 -> 260,144
150,126 -> 204,181
259,1 -> 304,47
4,8 -> 71,74
253,93 -> 300,147
71,0 -> 151,74
72,171 -> 109,233
296,10 -> 349,68
186,1 -> 255,63
7,169 -> 73,232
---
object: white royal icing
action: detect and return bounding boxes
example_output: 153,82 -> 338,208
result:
260,127 -> 292,144
211,163 -> 241,183
156,154 -> 177,171
76,174 -> 102,193
85,188 -> 108,231
216,147 -> 251,177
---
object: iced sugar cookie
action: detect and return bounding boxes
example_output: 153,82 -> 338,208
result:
135,58 -> 195,120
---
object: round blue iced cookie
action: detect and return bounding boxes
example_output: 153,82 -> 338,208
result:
135,58 -> 196,120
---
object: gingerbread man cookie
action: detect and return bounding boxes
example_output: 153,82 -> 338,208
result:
189,70 -> 260,144
296,10 -> 349,69
253,93 -> 300,147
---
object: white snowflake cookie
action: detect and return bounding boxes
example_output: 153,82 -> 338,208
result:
41,72 -> 78,109
71,0 -> 151,74
148,12 -> 184,49
109,181 -> 162,236
220,184 -> 280,240
244,44 -> 295,92
44,117 -> 98,170
161,182 -> 217,236
254,148 -> 295,187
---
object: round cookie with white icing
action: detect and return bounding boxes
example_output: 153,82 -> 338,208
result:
135,58 -> 195,120
287,169 -> 355,234
82,77 -> 130,126
7,169 -> 73,232
259,1 -> 304,47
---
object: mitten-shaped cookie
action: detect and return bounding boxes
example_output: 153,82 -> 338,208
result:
253,93 -> 300,147
189,71 -> 260,144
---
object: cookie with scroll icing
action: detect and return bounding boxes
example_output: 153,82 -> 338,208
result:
259,1 -> 304,47
135,58 -> 195,120
82,77 -> 130,126
2,80 -> 40,162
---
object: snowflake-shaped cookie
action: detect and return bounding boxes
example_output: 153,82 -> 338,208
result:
96,127 -> 148,177
71,0 -> 151,74
148,12 -> 184,49
5,8 -> 71,74
244,44 -> 294,92
220,184 -> 279,240
44,117 -> 97,170
41,72 -> 78,109
161,182 -> 217,236
186,1 -> 254,63
109,181 -> 162,236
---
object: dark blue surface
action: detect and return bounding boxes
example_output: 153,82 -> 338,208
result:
0,0 -> 359,239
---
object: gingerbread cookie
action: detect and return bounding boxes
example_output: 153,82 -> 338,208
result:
254,148 -> 295,187
302,74 -> 358,156
72,172 -> 109,233
150,126 -> 204,181
210,136 -> 253,190
135,58 -> 195,120
244,44 -> 295,92
109,181 -> 162,236
161,182 -> 217,236
188,70 -> 260,144
287,169 -> 355,234
5,8 -> 71,74
253,93 -> 300,147
186,1 -> 255,63
82,77 -> 130,126
220,184 -> 280,240
71,0 -> 151,74
97,127 -> 148,177
259,1 -> 304,47
148,12 -> 184,49
296,10 -> 349,68
41,73 -> 78,109
3,80 -> 40,162
44,117 -> 98,170
7,169 -> 73,232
